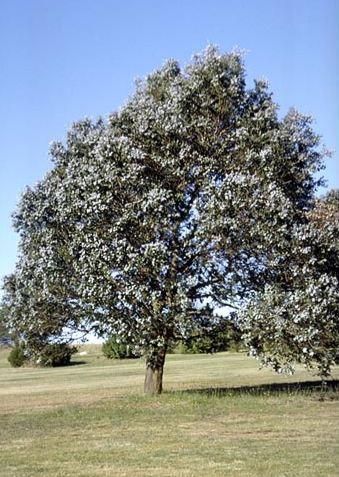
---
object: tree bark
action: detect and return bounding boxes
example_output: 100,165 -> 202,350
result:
144,347 -> 167,395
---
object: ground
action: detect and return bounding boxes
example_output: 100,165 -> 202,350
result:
0,345 -> 338,477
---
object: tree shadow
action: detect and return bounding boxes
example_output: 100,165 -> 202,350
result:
173,379 -> 339,399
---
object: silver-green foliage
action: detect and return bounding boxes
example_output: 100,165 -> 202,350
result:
241,190 -> 339,377
3,47 -> 336,378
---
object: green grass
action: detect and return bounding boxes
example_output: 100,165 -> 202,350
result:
0,346 -> 338,477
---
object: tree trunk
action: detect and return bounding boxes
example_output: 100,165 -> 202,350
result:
144,347 -> 167,395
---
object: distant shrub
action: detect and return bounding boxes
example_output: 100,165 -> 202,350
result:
8,342 -> 77,367
8,343 -> 27,367
178,333 -> 230,354
37,343 -> 78,367
175,321 -> 245,354
102,336 -> 140,359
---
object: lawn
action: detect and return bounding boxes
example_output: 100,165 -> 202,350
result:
0,346 -> 338,477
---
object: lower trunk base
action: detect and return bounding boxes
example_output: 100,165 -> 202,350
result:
144,348 -> 166,394
144,365 -> 164,394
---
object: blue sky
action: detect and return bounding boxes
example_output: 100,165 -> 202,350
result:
0,0 -> 338,284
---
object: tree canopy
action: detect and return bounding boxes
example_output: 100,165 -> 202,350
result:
241,189 -> 339,377
0,306 -> 12,346
3,47 -> 337,393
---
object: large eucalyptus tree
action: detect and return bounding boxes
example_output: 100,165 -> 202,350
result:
3,47 -> 332,393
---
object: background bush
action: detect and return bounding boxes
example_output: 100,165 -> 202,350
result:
37,343 -> 78,367
8,341 -> 77,367
176,321 -> 245,354
102,336 -> 141,359
7,343 -> 26,367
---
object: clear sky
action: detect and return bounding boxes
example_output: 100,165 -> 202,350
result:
0,0 -> 338,284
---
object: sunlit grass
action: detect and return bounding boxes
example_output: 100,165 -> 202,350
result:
0,346 -> 338,476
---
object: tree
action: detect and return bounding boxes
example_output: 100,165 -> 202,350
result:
0,306 -> 12,346
241,189 -> 339,378
3,47 -> 328,393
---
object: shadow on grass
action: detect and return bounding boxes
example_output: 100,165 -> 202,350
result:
174,379 -> 339,399
65,360 -> 87,366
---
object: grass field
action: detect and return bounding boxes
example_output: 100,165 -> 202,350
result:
0,345 -> 338,477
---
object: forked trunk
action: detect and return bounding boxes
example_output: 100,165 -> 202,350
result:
144,347 -> 167,395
